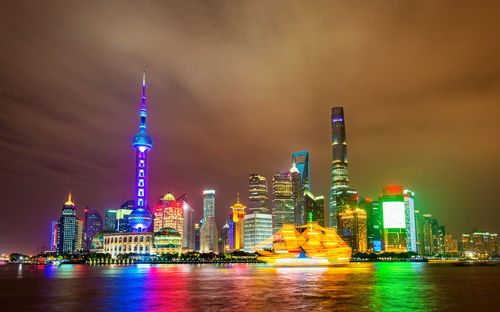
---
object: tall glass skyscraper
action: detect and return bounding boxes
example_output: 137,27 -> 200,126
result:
83,206 -> 103,250
330,107 -> 349,228
248,174 -> 269,213
57,193 -> 79,254
200,190 -> 218,252
128,71 -> 153,232
404,190 -> 418,253
292,151 -> 310,192
272,171 -> 295,232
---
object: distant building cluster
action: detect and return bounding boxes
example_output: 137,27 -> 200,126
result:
47,74 -> 498,259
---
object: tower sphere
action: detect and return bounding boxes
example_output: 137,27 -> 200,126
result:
129,207 -> 153,232
132,131 -> 153,151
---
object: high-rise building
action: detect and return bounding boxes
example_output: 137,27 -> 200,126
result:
83,206 -> 103,250
303,191 -> 326,227
292,151 -> 310,192
334,188 -> 358,228
77,220 -> 84,250
272,171 -> 295,232
338,208 -> 367,253
445,233 -> 459,255
200,190 -> 218,253
422,214 -> 434,255
230,194 -> 246,251
248,174 -> 269,214
243,213 -> 273,252
290,163 -> 303,225
128,71 -> 153,233
154,194 -> 184,240
104,209 -> 117,231
436,225 -> 446,255
194,223 -> 201,251
50,221 -> 59,251
116,200 -> 134,232
404,190 -> 418,253
380,185 -> 406,252
179,194 -> 195,250
461,232 -> 498,259
57,193 -> 79,254
415,209 -> 424,255
220,222 -> 231,253
330,107 -> 349,228
359,197 -> 381,252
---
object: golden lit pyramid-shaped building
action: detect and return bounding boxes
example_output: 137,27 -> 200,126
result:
256,222 -> 352,266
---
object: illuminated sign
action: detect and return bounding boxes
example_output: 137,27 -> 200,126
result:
373,240 -> 382,253
383,201 -> 405,229
203,190 -> 215,195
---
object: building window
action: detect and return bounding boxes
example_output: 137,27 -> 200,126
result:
138,179 -> 144,187
138,189 -> 144,197
138,199 -> 143,206
134,237 -> 138,243
139,160 -> 145,168
129,237 -> 132,242
146,236 -> 150,242
140,236 -> 144,242
139,170 -> 145,177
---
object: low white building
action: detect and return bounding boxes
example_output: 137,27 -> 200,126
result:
244,213 -> 273,252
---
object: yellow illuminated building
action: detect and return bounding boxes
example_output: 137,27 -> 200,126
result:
231,193 -> 246,250
154,194 -> 184,241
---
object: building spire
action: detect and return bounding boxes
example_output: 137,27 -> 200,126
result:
139,67 -> 148,131
65,192 -> 74,206
237,192 -> 240,204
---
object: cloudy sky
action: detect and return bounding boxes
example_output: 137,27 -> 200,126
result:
1,1 -> 499,253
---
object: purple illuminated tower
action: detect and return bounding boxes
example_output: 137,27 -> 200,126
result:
129,71 -> 153,232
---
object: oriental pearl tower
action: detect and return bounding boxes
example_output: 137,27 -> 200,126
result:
128,71 -> 153,232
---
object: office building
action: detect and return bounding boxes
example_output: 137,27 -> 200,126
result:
338,207 -> 367,253
404,190 -> 418,253
200,190 -> 218,253
422,214 -> 434,255
359,197 -> 381,252
303,191 -> 325,227
83,206 -> 103,250
179,194 -> 195,250
154,194 -> 184,240
194,223 -> 201,251
272,171 -> 295,231
244,213 -> 273,252
77,220 -> 84,250
292,151 -> 310,192
461,232 -> 498,259
230,194 -> 246,251
445,233 -> 459,255
128,71 -> 153,232
57,193 -> 79,254
330,107 -> 349,228
50,221 -> 59,251
116,200 -> 134,232
248,174 -> 269,213
380,185 -> 406,252
290,163 -> 303,225
335,188 -> 358,229
104,209 -> 117,231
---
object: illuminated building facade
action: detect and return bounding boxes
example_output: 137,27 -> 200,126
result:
338,208 -> 367,253
436,225 -> 446,255
272,171 -> 295,232
128,71 -> 153,232
461,232 -> 498,259
330,107 -> 349,228
83,206 -> 103,250
359,197 -> 381,252
404,190 -> 418,253
194,223 -> 201,251
303,191 -> 325,227
104,209 -> 117,231
154,228 -> 182,254
220,222 -> 231,253
422,214 -> 434,255
77,220 -> 84,250
200,190 -> 218,253
290,163 -> 303,225
230,194 -> 246,251
50,221 -> 58,251
248,174 -> 269,213
334,188 -> 358,229
103,232 -> 154,258
445,233 -> 459,255
292,151 -> 310,192
116,200 -> 134,232
154,194 -> 184,240
380,185 -> 407,252
57,193 -> 79,254
180,194 -> 195,250
243,213 -> 273,252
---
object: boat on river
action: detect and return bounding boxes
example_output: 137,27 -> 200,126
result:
256,222 -> 352,266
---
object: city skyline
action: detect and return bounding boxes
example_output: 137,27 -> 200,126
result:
1,1 -> 500,254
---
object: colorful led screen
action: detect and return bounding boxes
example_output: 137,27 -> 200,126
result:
382,201 -> 405,229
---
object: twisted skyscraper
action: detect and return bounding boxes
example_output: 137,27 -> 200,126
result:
330,107 -> 349,228
128,71 -> 153,232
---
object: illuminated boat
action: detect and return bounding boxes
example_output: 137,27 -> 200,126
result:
256,222 -> 352,266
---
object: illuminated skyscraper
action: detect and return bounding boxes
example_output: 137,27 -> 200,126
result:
359,197 -> 381,252
334,188 -> 359,228
83,206 -> 103,250
116,200 -> 134,232
380,185 -> 406,252
57,193 -> 79,254
200,190 -> 218,253
248,174 -> 269,213
104,209 -> 117,231
461,232 -> 498,259
292,151 -> 310,192
77,220 -> 84,250
404,190 -> 418,253
330,107 -> 349,228
50,221 -> 58,251
154,194 -> 184,240
303,191 -> 325,227
338,208 -> 367,253
445,233 -> 459,255
243,213 -> 273,252
272,171 -> 295,232
178,194 -> 195,250
230,193 -> 246,251
129,71 -> 153,232
290,163 -> 303,225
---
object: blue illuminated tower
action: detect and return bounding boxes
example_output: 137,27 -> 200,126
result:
129,71 -> 153,232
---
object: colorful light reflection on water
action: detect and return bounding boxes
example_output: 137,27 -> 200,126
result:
0,263 -> 498,311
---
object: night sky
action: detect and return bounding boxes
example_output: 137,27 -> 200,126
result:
1,1 -> 499,254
